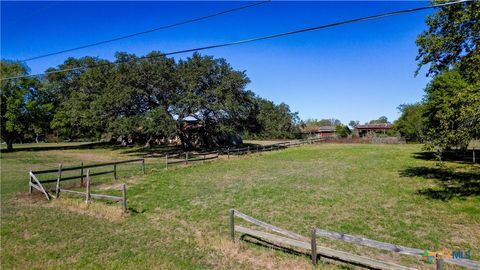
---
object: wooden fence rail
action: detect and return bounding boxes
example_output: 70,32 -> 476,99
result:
55,170 -> 127,212
314,227 -> 480,269
162,139 -> 324,169
164,151 -> 220,168
31,159 -> 145,186
32,158 -> 145,174
229,209 -> 480,270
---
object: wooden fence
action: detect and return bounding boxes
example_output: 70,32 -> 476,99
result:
164,151 -> 220,169
56,170 -> 127,212
163,139 -> 324,169
229,209 -> 480,270
29,158 -> 143,201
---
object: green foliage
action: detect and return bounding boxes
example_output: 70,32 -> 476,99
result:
335,125 -> 351,138
244,97 -> 299,139
416,2 -> 479,155
302,118 -> 341,129
368,116 -> 389,124
12,52 -> 297,148
174,53 -> 254,147
423,70 -> 480,153
348,120 -> 359,128
0,61 -> 52,151
416,0 -> 479,78
393,103 -> 425,142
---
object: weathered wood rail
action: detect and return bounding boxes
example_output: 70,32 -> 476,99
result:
29,160 -> 134,211
164,151 -> 220,168
30,158 -> 144,189
229,209 -> 480,269
314,227 -> 480,269
56,170 -> 127,212
163,139 -> 324,169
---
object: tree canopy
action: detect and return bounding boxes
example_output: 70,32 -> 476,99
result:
393,103 -> 425,142
416,0 -> 479,78
1,61 -> 53,151
414,1 -> 479,155
1,53 -> 300,150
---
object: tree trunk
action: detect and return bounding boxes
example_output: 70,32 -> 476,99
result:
35,133 -> 39,143
145,136 -> 154,148
177,120 -> 192,150
6,140 -> 13,152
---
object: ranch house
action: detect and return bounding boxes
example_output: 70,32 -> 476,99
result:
356,123 -> 392,137
310,126 -> 337,138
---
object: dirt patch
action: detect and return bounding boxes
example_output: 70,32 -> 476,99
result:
54,151 -> 118,163
95,175 -> 146,191
12,192 -> 126,222
45,198 -> 127,221
198,236 -> 326,270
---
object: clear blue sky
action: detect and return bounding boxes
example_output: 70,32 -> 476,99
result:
1,1 -> 433,124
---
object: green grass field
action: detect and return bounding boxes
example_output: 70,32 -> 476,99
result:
1,143 -> 479,269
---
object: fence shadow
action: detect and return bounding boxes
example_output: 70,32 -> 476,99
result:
399,166 -> 480,201
239,234 -> 353,269
240,234 -> 306,257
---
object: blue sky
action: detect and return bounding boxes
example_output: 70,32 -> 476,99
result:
1,1 -> 433,124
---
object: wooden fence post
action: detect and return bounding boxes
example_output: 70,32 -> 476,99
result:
85,170 -> 91,203
58,163 -> 63,184
230,209 -> 235,242
185,152 -> 189,165
473,148 -> 476,163
113,163 -> 117,181
80,161 -> 84,187
227,148 -> 230,159
216,150 -> 219,159
165,154 -> 168,169
55,174 -> 61,198
141,159 -> 145,174
436,257 -> 444,270
29,169 -> 32,194
247,146 -> 250,155
122,183 -> 127,212
311,227 -> 318,265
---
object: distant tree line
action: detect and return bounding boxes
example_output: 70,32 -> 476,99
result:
1,53 -> 300,151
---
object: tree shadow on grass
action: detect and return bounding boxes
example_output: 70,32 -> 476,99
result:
412,151 -> 479,164
2,142 -> 113,152
399,166 -> 480,201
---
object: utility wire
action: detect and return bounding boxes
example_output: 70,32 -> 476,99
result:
2,0 -> 471,81
19,0 -> 271,62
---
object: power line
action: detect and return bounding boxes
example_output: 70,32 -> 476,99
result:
2,0 -> 471,81
19,0 -> 271,62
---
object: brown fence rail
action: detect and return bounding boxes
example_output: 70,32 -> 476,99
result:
31,158 -> 145,185
161,139 -> 325,169
55,170 -> 127,212
229,209 -> 480,270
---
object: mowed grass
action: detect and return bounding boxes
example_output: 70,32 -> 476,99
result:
1,143 -> 479,269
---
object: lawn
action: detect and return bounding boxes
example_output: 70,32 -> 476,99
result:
1,143 -> 479,269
